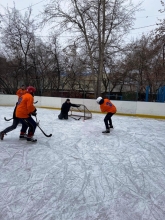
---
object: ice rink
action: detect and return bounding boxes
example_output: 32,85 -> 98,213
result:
0,106 -> 165,220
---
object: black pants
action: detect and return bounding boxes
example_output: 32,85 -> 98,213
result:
104,113 -> 114,129
1,118 -> 20,134
19,117 -> 37,136
58,113 -> 68,119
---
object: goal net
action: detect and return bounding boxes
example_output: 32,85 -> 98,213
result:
69,104 -> 92,120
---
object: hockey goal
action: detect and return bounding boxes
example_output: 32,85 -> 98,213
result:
69,104 -> 92,120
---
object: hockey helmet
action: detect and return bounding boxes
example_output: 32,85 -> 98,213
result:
96,97 -> 102,104
27,86 -> 36,94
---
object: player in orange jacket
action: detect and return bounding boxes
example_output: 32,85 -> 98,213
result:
16,86 -> 37,142
16,85 -> 27,99
96,97 -> 117,133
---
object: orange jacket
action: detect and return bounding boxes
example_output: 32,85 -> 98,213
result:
16,89 -> 27,98
100,98 -> 117,114
16,93 -> 36,118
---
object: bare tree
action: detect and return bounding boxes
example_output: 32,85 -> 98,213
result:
0,5 -> 38,86
42,0 -> 141,98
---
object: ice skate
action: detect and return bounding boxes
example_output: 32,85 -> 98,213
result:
19,133 -> 27,139
27,136 -> 37,142
102,129 -> 110,133
0,132 -> 5,140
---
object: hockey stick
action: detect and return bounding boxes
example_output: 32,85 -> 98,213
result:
4,117 -> 13,121
35,116 -> 52,137
37,124 -> 52,137
70,116 -> 81,120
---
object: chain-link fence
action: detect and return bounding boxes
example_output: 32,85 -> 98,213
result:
1,82 -> 164,102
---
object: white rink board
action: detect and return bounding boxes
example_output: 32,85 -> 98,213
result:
1,94 -> 165,117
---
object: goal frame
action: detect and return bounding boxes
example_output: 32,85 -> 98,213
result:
69,104 -> 92,120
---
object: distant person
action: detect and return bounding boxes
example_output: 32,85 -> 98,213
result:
16,86 -> 37,142
58,99 -> 80,119
0,102 -> 26,140
96,97 -> 117,133
16,85 -> 27,99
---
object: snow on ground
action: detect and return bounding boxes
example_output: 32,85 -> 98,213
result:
0,106 -> 165,220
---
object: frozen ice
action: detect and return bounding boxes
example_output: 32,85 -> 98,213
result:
0,106 -> 165,220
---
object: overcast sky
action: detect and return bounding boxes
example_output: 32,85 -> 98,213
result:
0,0 -> 164,44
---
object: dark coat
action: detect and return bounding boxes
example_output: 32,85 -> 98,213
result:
61,102 -> 79,115
13,102 -> 18,119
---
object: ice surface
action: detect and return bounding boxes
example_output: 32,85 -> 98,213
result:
0,106 -> 165,220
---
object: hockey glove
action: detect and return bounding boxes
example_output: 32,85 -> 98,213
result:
31,108 -> 37,116
31,111 -> 37,116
